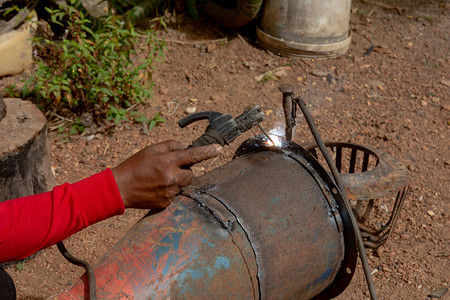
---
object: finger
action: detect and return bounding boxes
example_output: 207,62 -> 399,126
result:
150,140 -> 186,153
173,144 -> 223,167
174,169 -> 195,188
161,186 -> 181,203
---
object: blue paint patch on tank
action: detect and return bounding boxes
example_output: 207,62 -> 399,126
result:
152,231 -> 183,272
271,195 -> 280,204
187,268 -> 204,280
266,216 -> 288,235
199,236 -> 216,249
161,255 -> 174,276
177,255 -> 233,296
177,269 -> 199,296
177,267 -> 209,296
312,267 -> 333,286
172,207 -> 184,216
311,227 -> 320,243
214,256 -> 231,270
152,245 -> 169,272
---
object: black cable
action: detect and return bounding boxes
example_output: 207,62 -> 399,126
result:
294,97 -> 378,300
0,267 -> 16,300
57,241 -> 97,300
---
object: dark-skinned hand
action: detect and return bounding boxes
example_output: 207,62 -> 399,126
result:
111,140 -> 223,209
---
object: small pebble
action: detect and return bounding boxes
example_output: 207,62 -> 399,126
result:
401,233 -> 411,240
342,84 -> 354,92
185,107 -> 197,114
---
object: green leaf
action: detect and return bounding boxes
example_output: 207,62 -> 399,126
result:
3,5 -> 20,16
81,25 -> 94,36
134,113 -> 151,123
148,112 -> 165,131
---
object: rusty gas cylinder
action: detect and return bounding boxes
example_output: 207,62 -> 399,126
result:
55,137 -> 356,299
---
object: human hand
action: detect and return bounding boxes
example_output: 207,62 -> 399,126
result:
111,140 -> 223,209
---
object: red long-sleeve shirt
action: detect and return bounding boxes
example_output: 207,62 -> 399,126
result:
0,169 -> 125,263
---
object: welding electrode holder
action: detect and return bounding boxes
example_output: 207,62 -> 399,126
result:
178,106 -> 266,148
279,83 -> 297,141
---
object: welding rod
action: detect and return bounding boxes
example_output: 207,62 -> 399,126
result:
257,124 -> 276,146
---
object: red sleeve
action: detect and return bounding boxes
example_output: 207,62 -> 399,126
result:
0,169 -> 125,263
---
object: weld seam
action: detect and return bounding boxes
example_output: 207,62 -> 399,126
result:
203,193 -> 263,300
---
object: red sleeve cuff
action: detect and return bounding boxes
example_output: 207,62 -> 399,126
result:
70,168 -> 125,226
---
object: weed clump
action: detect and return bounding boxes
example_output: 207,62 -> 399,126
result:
9,0 -> 165,131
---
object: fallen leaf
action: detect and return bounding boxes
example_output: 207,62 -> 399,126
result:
255,71 -> 277,82
273,68 -> 288,78
440,79 -> 450,87
310,69 -> 329,77
243,61 -> 260,71
206,43 -> 216,53
428,287 -> 448,299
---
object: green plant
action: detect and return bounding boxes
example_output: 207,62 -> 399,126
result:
130,111 -> 165,130
2,4 -> 21,17
15,0 -> 165,127
3,84 -> 20,98
69,118 -> 85,135
107,106 -> 130,124
16,261 -> 24,270
256,71 -> 278,83
148,112 -> 165,130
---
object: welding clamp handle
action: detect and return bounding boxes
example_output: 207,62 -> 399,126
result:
178,111 -> 238,147
190,129 -> 228,147
178,111 -> 224,128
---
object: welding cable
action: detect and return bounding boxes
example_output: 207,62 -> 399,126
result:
57,241 -> 97,300
294,97 -> 378,300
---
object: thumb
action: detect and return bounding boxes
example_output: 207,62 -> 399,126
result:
175,144 -> 223,166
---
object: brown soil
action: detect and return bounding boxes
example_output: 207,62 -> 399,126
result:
1,0 -> 449,299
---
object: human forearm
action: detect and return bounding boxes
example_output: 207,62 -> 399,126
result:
0,169 -> 124,263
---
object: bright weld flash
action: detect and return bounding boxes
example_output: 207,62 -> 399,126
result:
266,134 -> 283,147
266,125 -> 285,146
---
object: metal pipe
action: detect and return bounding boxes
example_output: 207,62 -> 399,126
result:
54,143 -> 356,299
294,96 -> 378,300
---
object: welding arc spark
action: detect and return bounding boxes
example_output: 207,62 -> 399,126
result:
257,124 -> 276,145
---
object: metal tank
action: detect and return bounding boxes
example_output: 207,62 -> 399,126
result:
257,0 -> 352,57
54,136 -> 356,299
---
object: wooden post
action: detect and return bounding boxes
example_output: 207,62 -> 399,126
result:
0,98 -> 55,202
0,95 -> 6,121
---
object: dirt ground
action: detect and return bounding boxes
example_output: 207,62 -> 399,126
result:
1,0 -> 449,299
